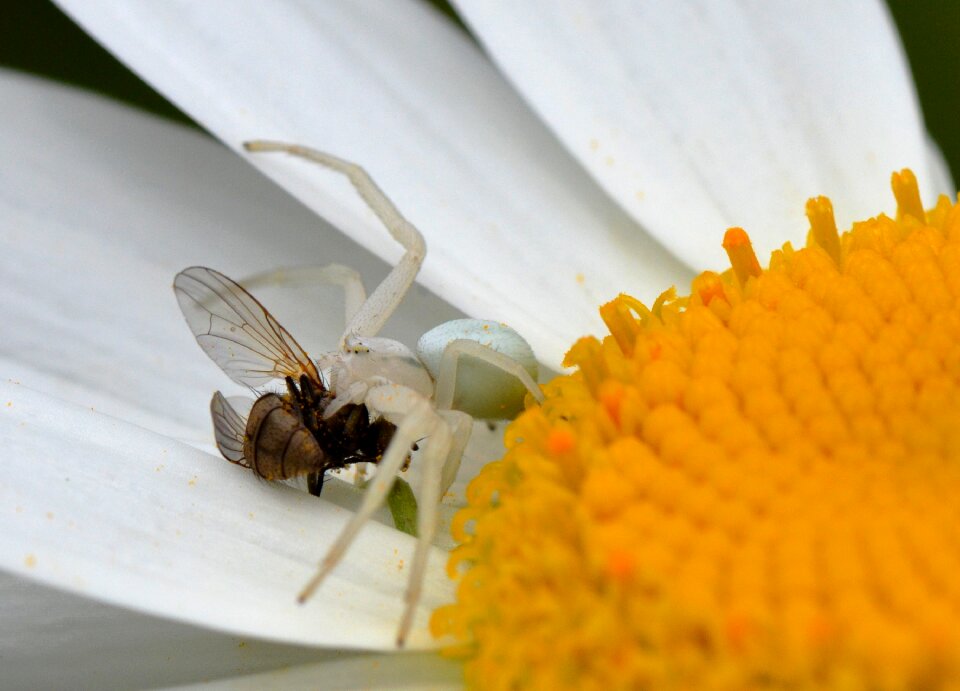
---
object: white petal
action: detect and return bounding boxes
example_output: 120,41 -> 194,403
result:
0,70 -> 462,442
925,136 -> 956,199
164,653 -> 461,690
0,381 -> 453,650
1,571 -> 340,689
455,0 -> 942,267
53,0 -> 694,368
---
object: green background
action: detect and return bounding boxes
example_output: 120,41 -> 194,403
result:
1,1 -> 957,182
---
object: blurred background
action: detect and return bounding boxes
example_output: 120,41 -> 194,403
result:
1,1 -> 957,182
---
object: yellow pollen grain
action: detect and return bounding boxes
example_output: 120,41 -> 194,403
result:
433,170 -> 960,690
546,426 -> 576,455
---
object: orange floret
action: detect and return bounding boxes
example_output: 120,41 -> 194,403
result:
432,171 -> 960,690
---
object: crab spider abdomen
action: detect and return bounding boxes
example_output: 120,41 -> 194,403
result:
416,319 -> 538,420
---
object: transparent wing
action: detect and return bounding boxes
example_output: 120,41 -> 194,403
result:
210,391 -> 250,466
174,266 -> 321,388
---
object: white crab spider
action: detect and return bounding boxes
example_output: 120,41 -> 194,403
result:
243,141 -> 544,646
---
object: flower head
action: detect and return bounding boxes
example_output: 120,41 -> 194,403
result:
435,171 -> 960,689
3,1 -> 957,686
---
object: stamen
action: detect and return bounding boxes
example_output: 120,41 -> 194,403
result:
722,227 -> 762,286
805,196 -> 843,268
892,168 -> 925,223
692,271 -> 727,307
599,297 -> 640,355
562,337 -> 606,395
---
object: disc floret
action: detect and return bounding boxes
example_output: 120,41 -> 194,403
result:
433,171 -> 960,689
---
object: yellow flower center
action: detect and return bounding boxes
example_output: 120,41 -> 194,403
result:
432,170 -> 960,690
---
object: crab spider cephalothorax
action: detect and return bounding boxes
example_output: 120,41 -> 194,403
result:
174,141 -> 544,647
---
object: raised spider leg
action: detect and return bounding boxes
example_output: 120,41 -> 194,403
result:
244,141 -> 426,343
396,414 -> 452,647
237,264 -> 367,326
297,386 -> 436,605
434,338 -> 545,411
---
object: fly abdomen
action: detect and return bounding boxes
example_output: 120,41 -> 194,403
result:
243,393 -> 326,481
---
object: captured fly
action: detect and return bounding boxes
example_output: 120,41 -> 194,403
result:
174,266 -> 396,495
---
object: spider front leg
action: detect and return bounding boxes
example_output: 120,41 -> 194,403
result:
396,410 -> 454,647
434,338 -> 544,413
244,141 -> 426,343
437,409 -> 473,497
297,385 -> 436,607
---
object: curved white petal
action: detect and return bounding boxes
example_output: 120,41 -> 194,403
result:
1,572 -> 339,689
0,382 -> 453,650
455,0 -> 945,267
1,69 -> 525,519
0,70 -> 463,443
54,0 -> 694,368
165,653 -> 461,690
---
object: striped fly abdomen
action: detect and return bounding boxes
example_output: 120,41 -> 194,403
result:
243,393 -> 325,481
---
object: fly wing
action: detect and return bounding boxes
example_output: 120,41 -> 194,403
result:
210,391 -> 250,466
174,266 -> 321,388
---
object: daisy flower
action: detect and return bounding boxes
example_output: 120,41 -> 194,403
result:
2,1 -> 954,687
